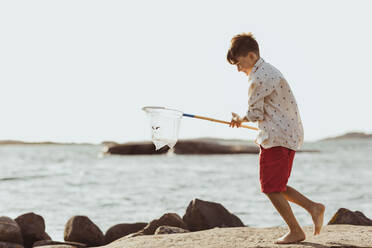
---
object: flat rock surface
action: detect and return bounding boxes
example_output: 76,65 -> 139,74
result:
100,225 -> 372,248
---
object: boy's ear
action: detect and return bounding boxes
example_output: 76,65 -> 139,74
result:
248,51 -> 258,60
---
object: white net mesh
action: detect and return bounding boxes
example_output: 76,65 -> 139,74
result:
142,106 -> 183,150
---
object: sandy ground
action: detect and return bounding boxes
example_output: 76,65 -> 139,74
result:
101,225 -> 372,248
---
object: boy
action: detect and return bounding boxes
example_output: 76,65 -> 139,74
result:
227,33 -> 325,244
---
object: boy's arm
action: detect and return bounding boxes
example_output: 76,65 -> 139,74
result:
230,74 -> 279,127
245,77 -> 277,122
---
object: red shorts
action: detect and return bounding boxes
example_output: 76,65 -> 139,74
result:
259,145 -> 296,194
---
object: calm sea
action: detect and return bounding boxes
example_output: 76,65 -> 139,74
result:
1,139 -> 372,241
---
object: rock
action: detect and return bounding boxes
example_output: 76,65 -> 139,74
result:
154,226 -> 189,235
103,142 -> 169,155
129,213 -> 188,237
33,241 -> 86,248
64,216 -> 104,247
0,242 -> 23,248
104,223 -> 147,244
142,213 -> 188,235
183,198 -> 245,231
15,213 -> 46,248
0,216 -> 23,245
328,208 -> 372,226
38,234 -> 50,242
174,139 -> 258,154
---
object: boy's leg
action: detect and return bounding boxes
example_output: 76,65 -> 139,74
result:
282,185 -> 325,235
266,192 -> 305,244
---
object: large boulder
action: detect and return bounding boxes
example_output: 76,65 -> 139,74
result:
183,198 -> 245,231
64,216 -> 104,247
0,242 -> 23,248
328,208 -> 372,226
104,142 -> 169,155
174,140 -> 258,154
15,213 -> 47,248
104,223 -> 147,244
0,216 -> 23,245
154,226 -> 189,235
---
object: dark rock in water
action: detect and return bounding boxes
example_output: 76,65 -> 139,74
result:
104,142 -> 169,155
174,139 -> 258,154
33,240 -> 86,248
183,198 -> 245,231
127,213 -> 188,237
104,223 -> 147,244
154,226 -> 189,235
64,216 -> 104,247
328,208 -> 372,226
104,138 -> 318,155
0,216 -> 23,245
15,213 -> 46,248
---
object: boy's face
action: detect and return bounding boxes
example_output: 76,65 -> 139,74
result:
235,52 -> 259,76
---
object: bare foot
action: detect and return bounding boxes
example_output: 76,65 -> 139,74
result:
311,203 -> 325,235
275,229 -> 306,244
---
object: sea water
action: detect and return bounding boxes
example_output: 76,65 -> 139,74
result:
0,138 -> 371,241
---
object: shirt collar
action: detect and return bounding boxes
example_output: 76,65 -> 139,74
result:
248,57 -> 265,81
252,57 -> 265,73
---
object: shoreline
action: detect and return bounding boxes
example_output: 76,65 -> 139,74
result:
99,225 -> 372,248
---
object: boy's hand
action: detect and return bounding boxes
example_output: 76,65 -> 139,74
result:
229,112 -> 248,128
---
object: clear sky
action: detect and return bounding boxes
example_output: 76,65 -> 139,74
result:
1,0 -> 371,144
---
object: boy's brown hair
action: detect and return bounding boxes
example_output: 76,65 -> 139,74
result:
227,32 -> 260,65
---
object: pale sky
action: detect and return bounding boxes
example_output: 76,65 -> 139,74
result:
1,0 -> 371,144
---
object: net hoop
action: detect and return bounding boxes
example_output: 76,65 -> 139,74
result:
142,106 -> 183,150
142,106 -> 183,117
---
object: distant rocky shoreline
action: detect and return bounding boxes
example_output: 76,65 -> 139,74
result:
320,131 -> 372,141
2,131 -> 371,155
1,199 -> 371,248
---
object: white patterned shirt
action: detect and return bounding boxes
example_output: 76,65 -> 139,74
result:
245,57 -> 304,151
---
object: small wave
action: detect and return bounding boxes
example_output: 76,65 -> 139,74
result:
99,202 -> 120,207
0,174 -> 68,182
0,177 -> 20,181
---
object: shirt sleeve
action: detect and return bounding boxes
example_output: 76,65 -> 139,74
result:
246,75 -> 277,122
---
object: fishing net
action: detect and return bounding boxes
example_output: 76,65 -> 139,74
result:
142,106 -> 183,150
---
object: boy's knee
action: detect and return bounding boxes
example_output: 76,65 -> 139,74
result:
263,191 -> 280,197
